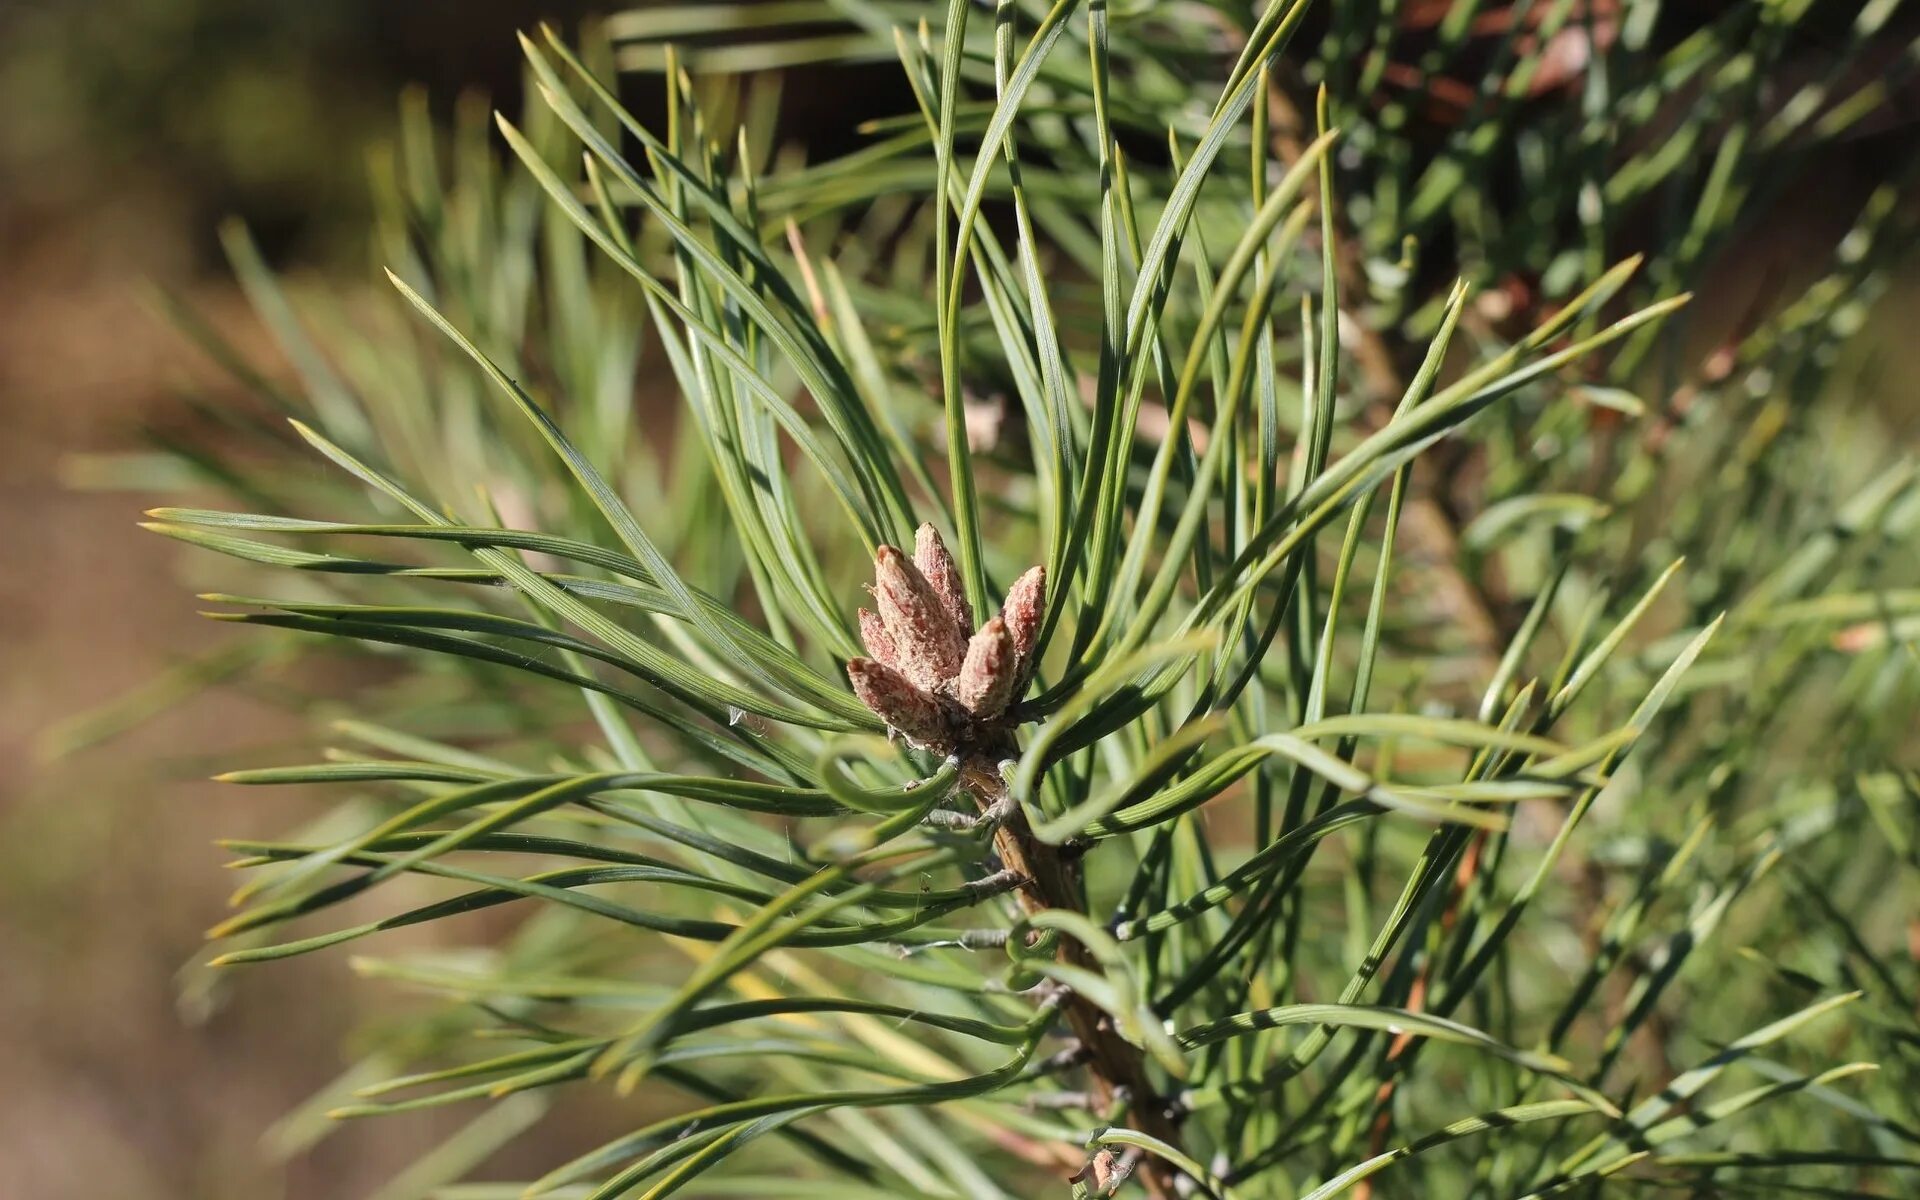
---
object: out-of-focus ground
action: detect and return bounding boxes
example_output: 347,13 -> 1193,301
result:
0,3 -> 1916,1198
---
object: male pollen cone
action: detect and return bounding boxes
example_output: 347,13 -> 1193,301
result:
846,658 -> 951,745
873,544 -> 966,689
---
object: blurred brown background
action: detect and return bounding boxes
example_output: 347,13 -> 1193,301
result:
0,3 -> 610,1196
2,2 -> 1917,1198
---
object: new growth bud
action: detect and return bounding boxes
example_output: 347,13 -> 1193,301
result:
913,522 -> 973,633
846,658 -> 953,746
1001,565 -> 1046,680
873,544 -> 966,690
955,616 -> 1018,717
849,533 -> 1045,748
857,608 -> 897,669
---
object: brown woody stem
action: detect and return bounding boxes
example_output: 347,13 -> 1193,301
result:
961,756 -> 1186,1199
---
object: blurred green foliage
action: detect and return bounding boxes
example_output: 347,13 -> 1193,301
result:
0,0 -> 602,258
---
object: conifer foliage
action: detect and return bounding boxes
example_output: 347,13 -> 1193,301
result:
142,2 -> 1918,1196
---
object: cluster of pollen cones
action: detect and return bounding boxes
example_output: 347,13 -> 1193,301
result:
846,523 -> 1045,757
